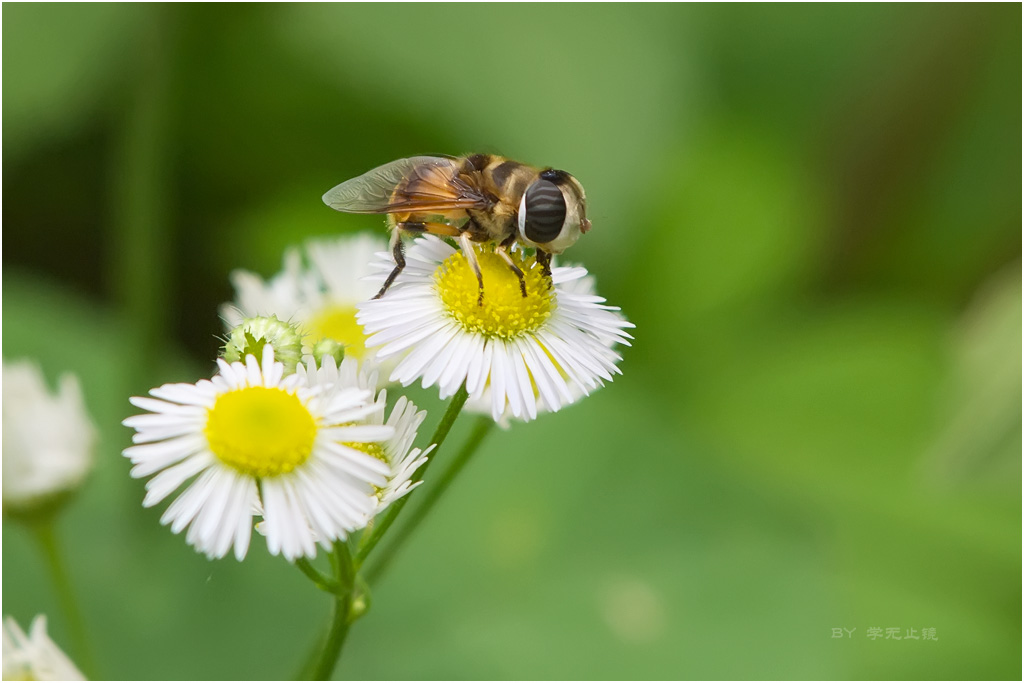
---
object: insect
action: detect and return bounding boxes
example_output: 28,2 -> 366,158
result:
322,154 -> 591,302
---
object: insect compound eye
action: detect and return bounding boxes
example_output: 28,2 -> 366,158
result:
520,179 -> 566,244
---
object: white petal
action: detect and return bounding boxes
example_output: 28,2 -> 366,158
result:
142,452 -> 214,507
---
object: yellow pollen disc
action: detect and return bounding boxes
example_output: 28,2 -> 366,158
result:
435,250 -> 554,339
306,304 -> 369,359
205,387 -> 316,478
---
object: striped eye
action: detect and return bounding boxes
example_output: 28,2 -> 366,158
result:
519,179 -> 566,244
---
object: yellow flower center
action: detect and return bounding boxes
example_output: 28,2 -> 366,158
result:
435,249 -> 554,339
306,304 -> 369,359
205,387 -> 316,477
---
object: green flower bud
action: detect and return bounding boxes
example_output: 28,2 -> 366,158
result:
311,337 -> 346,367
349,577 -> 371,622
222,316 -> 304,373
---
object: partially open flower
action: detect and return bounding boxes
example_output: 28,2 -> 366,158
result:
221,233 -> 387,366
358,236 -> 634,421
2,360 -> 96,516
2,615 -> 85,681
122,346 -> 394,561
297,356 -> 433,514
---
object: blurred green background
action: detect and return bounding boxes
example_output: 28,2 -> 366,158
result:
3,4 -> 1021,680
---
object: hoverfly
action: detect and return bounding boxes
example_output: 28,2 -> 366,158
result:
322,154 -> 591,302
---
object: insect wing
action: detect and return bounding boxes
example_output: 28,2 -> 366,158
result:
322,156 -> 489,214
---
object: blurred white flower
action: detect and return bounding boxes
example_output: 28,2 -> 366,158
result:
2,360 -> 96,514
122,346 -> 394,561
2,615 -> 85,681
358,235 -> 634,421
220,233 -> 388,366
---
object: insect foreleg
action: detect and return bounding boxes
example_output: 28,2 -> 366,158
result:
536,250 -> 552,280
496,235 -> 526,298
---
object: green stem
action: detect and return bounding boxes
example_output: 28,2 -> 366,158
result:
355,385 -> 470,566
365,415 -> 494,584
309,542 -> 355,681
294,557 -> 340,594
33,521 -> 96,677
298,387 -> 472,678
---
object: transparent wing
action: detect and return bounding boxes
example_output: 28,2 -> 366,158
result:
322,156 -> 490,214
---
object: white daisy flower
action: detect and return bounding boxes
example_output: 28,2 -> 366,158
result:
220,233 -> 387,365
297,356 -> 433,513
2,615 -> 85,681
2,360 -> 97,514
357,235 -> 634,421
122,346 -> 394,562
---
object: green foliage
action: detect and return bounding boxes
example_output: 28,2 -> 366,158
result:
2,4 -> 145,162
3,4 -> 1020,680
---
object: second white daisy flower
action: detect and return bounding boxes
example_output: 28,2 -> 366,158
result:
123,346 -> 394,561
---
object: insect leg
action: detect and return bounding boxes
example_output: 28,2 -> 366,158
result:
459,232 -> 486,306
376,219 -> 465,299
536,250 -> 552,279
495,237 -> 527,298
374,228 -> 407,299
375,219 -> 467,299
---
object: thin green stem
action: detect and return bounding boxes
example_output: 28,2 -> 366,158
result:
353,505 -> 398,568
309,542 -> 355,681
294,557 -> 340,594
297,386 -> 472,678
354,385 -> 470,566
365,415 -> 494,584
32,521 -> 96,677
